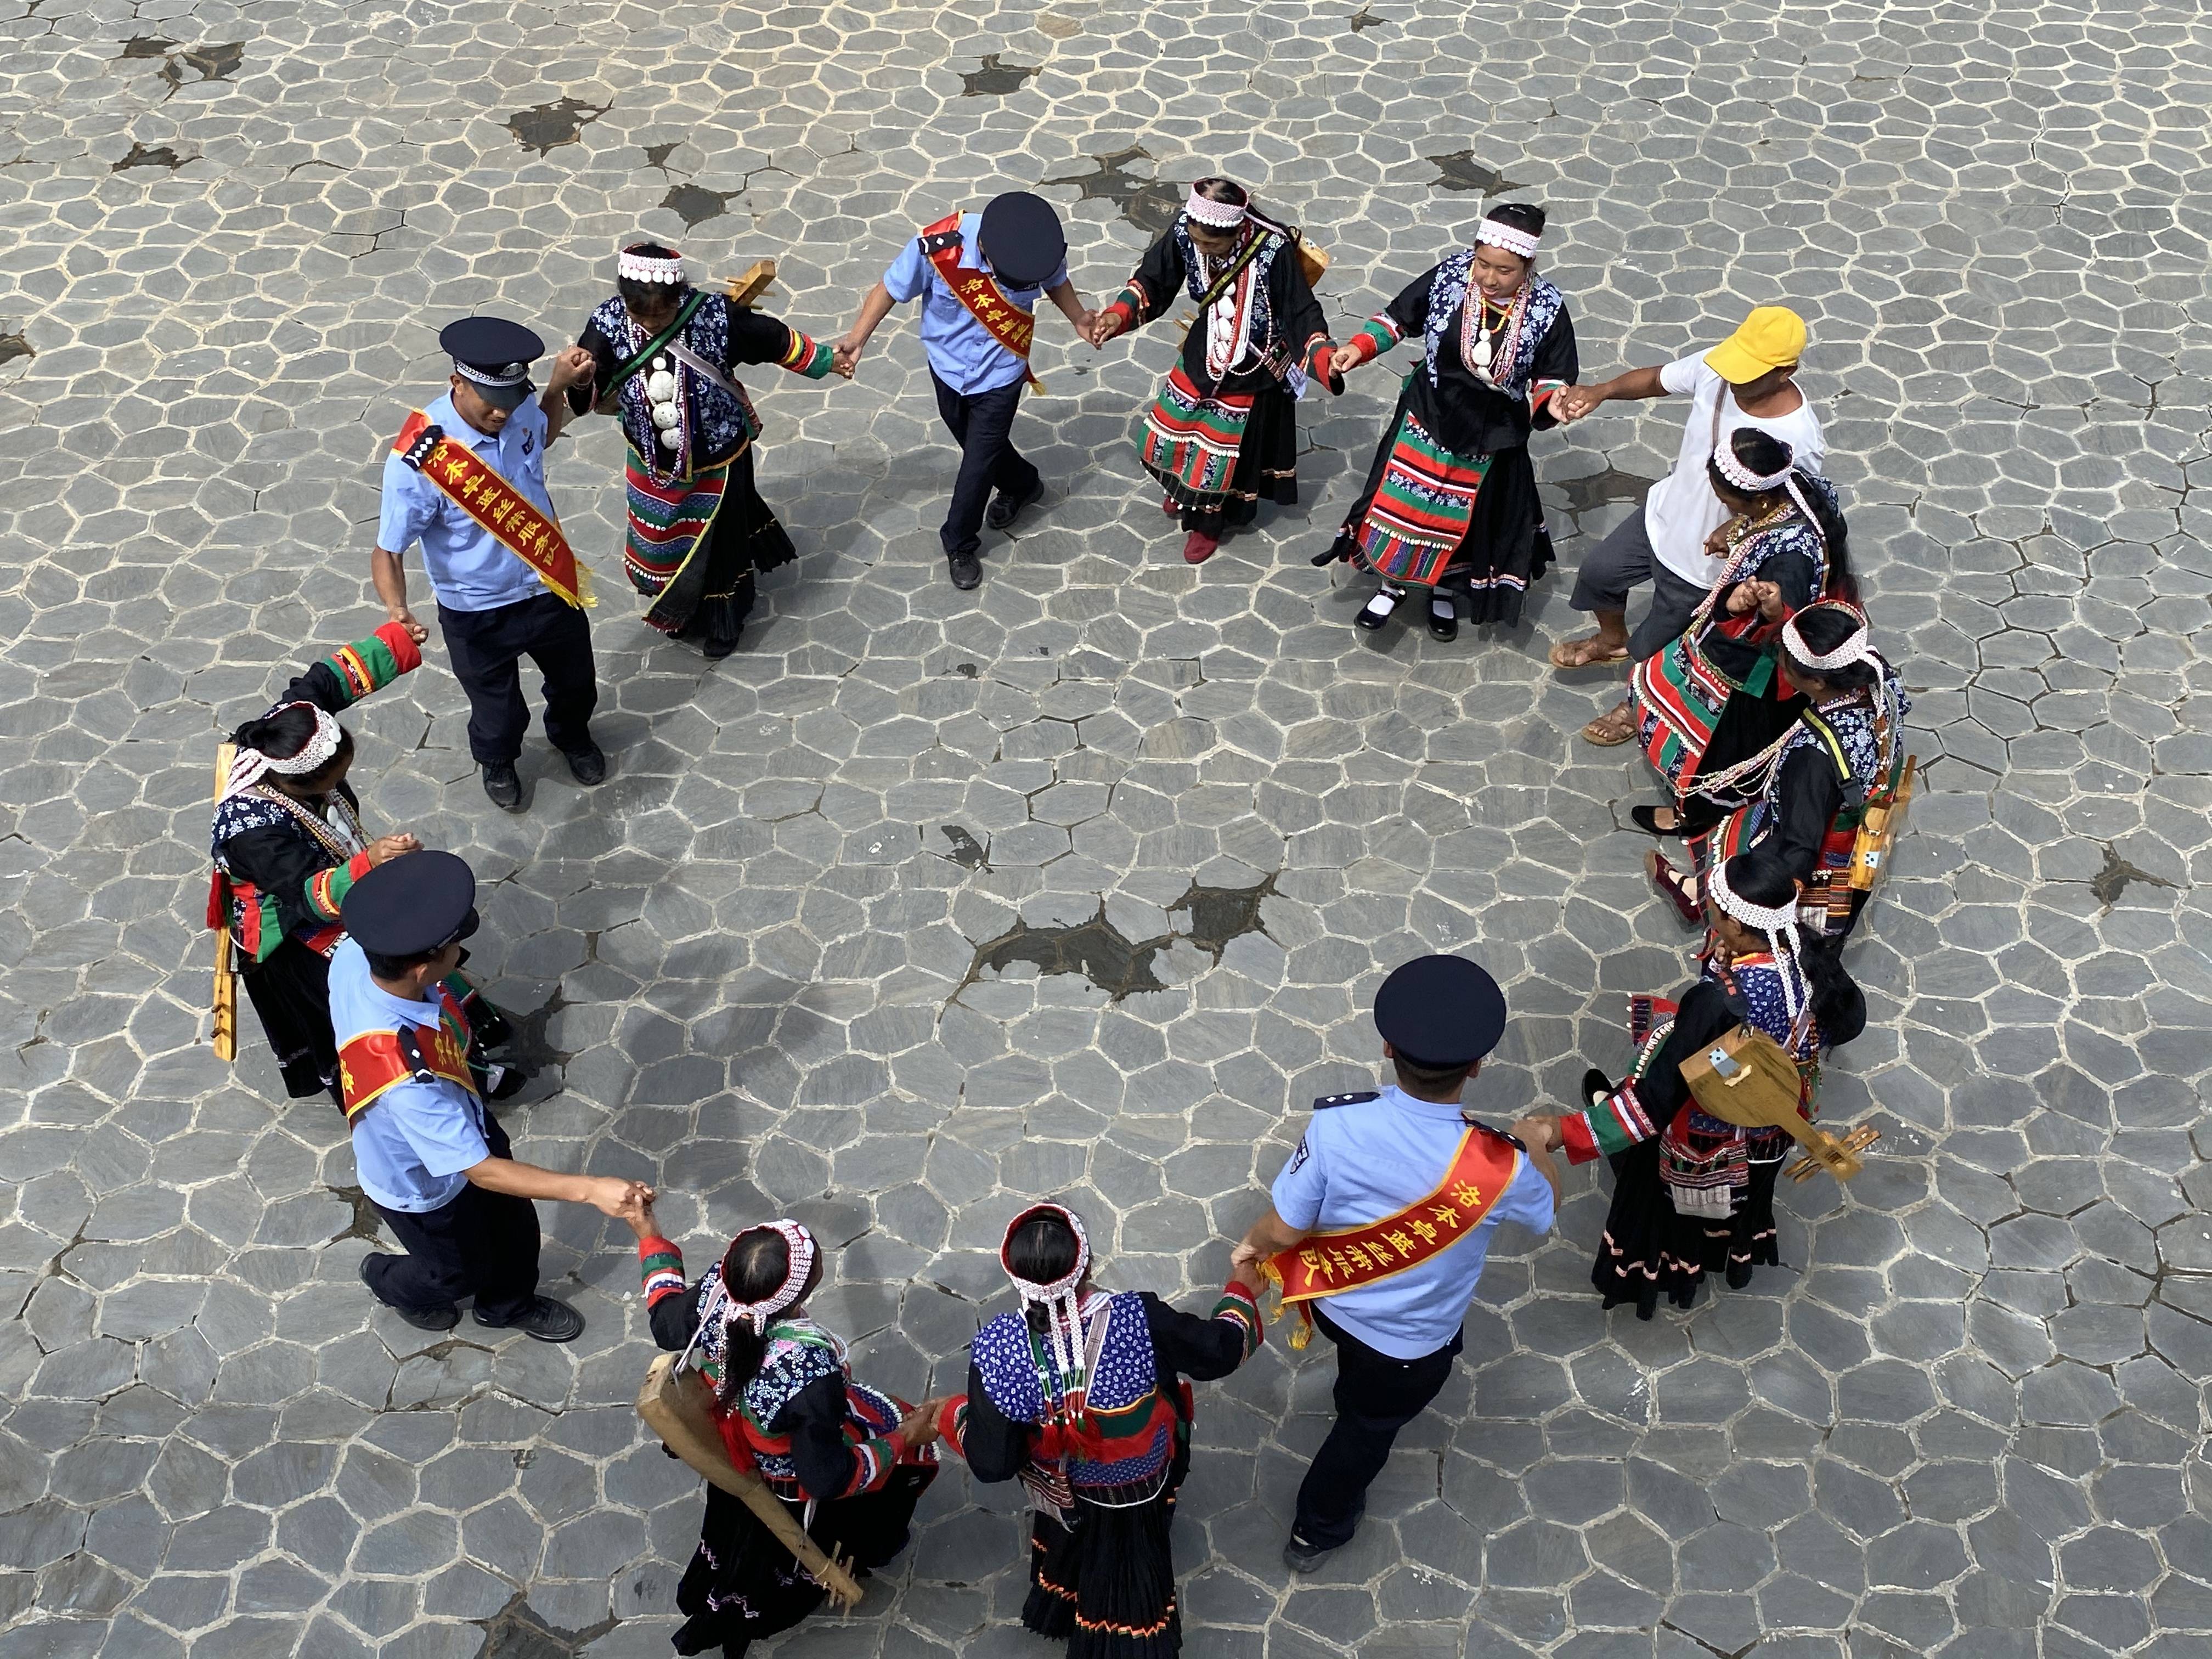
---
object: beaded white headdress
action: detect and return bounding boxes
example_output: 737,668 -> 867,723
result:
1707,855 -> 1808,1022
1475,215 -> 1541,260
1001,1204 -> 1093,1401
222,703 -> 342,799
1184,186 -> 1248,229
725,1219 -> 818,1335
618,243 -> 685,285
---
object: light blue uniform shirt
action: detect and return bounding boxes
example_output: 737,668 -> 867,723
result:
328,938 -> 491,1213
375,392 -> 557,613
1271,1085 -> 1556,1359
881,212 -> 1069,397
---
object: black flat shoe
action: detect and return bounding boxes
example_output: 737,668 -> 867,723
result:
562,743 -> 608,786
1355,589 -> 1401,631
480,761 -> 523,812
985,478 -> 1044,531
947,548 -> 983,590
1581,1067 -> 1613,1109
477,1296 -> 584,1344
359,1256 -> 459,1333
1428,595 -> 1458,642
1630,804 -> 1689,838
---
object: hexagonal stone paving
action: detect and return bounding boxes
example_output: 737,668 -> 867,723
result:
2,3 -> 2208,1658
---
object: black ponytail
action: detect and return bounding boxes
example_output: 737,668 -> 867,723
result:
1007,1212 -> 1081,1336
229,706 -> 353,790
713,1227 -> 793,1412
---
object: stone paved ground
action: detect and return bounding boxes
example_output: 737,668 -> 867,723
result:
2,1 -> 2209,1655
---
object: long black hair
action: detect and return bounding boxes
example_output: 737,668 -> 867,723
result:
228,704 -> 352,791
1007,1210 -> 1081,1337
715,1226 -> 797,1410
617,241 -> 688,311
1783,605 -> 1881,697
1708,428 -> 1855,600
1720,849 -> 1865,1047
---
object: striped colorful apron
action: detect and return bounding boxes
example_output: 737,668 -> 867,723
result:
1350,408 -> 1493,586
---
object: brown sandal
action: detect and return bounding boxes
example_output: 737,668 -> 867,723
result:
1582,698 -> 1638,747
1549,635 -> 1630,671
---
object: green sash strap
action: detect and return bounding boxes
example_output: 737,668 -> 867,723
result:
606,290 -> 709,397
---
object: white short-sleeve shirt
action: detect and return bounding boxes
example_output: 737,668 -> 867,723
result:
1643,353 -> 1826,590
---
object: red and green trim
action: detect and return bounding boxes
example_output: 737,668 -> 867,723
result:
1213,1280 -> 1262,1358
305,850 -> 373,922
639,1234 -> 687,1308
1347,316 -> 1401,364
778,329 -> 834,380
324,622 -> 423,706
1302,332 -> 1335,380
1558,1082 -> 1658,1165
1102,289 -> 1141,337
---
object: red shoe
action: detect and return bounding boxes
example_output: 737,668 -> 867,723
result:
1182,530 -> 1221,564
1645,850 -> 1703,926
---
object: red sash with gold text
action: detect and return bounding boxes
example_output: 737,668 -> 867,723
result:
393,410 -> 594,608
921,213 -> 1042,390
338,985 -> 477,1124
1263,1125 -> 1520,1347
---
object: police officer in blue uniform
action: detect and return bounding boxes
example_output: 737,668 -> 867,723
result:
336,850 -> 650,1342
370,317 -> 606,811
1233,954 -> 1563,1571
832,191 -> 1098,590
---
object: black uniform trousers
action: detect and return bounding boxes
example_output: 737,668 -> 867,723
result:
1292,1310 -> 1464,1549
365,1114 -> 540,1325
931,371 -> 1040,560
437,590 -> 598,765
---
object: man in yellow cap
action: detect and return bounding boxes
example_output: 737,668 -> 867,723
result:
1546,305 -> 1825,745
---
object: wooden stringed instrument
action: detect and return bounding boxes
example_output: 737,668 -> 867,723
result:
635,1352 -> 864,1610
1677,1024 -> 1878,1183
210,742 -> 238,1062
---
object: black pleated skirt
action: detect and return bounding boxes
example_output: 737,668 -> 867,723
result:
1591,1136 -> 1784,1320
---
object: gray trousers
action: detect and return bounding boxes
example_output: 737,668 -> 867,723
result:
1567,506 -> 1711,661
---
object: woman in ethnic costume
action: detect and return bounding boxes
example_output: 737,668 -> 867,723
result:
1540,848 -> 1866,1319
1317,201 -> 1577,641
627,1205 -> 943,1656
208,624 -> 512,1101
1627,428 -> 1855,881
937,1204 -> 1264,1659
1641,601 -> 1909,934
1091,177 -> 1337,566
568,242 -> 841,659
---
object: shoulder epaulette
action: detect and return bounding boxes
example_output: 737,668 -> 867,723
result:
397,424 -> 443,472
1312,1090 -> 1380,1111
918,227 -> 963,256
1460,1115 -> 1527,1152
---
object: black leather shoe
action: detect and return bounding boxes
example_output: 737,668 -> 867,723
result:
1428,595 -> 1459,642
985,478 -> 1043,531
561,743 -> 608,786
947,548 -> 983,590
1582,1067 -> 1613,1109
481,761 -> 523,811
359,1255 -> 459,1332
477,1296 -> 585,1344
1282,1531 -> 1341,1575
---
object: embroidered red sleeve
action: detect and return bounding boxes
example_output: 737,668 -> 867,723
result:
638,1234 -> 686,1307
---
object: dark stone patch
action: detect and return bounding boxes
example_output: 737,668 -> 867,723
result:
1173,873 -> 1276,959
961,54 -> 1041,97
119,36 -> 177,57
0,331 -> 32,365
493,989 -> 575,1076
1348,5 -> 1389,31
955,662 -> 979,678
662,182 -> 737,228
476,1593 -> 617,1658
643,142 -> 680,171
112,143 -> 187,172
1556,465 -> 1660,517
325,1185 -> 384,1245
939,826 -> 989,871
161,41 -> 244,90
506,97 -> 609,157
1427,150 -> 1521,195
961,875 -> 1276,1000
2089,844 -> 2177,909
1046,144 -> 1181,235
